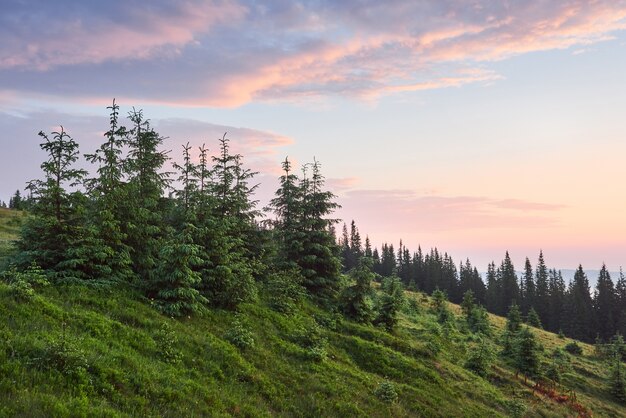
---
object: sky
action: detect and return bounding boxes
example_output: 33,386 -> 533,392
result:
1,0 -> 626,274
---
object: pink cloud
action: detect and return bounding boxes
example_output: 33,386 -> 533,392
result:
0,0 -> 246,70
2,1 -> 626,105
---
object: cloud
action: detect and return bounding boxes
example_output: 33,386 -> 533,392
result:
1,1 -> 626,105
0,0 -> 245,70
337,189 -> 565,233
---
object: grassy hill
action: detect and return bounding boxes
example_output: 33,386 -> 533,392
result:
0,210 -> 624,417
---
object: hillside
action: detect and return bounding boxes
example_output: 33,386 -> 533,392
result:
1,211 -> 625,417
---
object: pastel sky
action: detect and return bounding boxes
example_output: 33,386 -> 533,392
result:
2,0 -> 626,273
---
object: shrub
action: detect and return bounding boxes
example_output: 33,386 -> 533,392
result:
225,318 -> 255,350
293,323 -> 327,362
564,341 -> 583,355
374,380 -> 398,403
2,262 -> 49,301
465,338 -> 494,378
265,270 -> 304,314
154,322 -> 183,363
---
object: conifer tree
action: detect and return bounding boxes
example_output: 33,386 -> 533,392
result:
375,276 -> 404,331
610,334 -> 626,403
547,268 -> 566,333
594,264 -> 617,341
84,99 -> 134,282
297,159 -> 341,299
17,127 -> 88,277
535,251 -> 550,325
499,252 -> 519,315
124,109 -> 170,284
521,257 -> 535,315
340,257 -> 375,323
564,265 -> 595,342
527,307 -> 542,328
514,327 -> 541,382
151,223 -> 208,317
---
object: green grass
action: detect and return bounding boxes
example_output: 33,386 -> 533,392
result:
0,211 -> 625,417
0,208 -> 24,267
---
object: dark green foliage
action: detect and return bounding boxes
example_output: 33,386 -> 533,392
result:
506,303 -> 522,334
564,265 -> 595,342
225,317 -> 255,350
468,306 -> 492,335
341,257 -> 375,323
461,289 -> 476,318
374,380 -> 398,403
526,307 -> 542,328
513,327 -> 541,380
293,323 -> 328,362
375,277 -> 405,331
154,322 -> 183,364
269,157 -> 341,300
610,335 -> 626,403
465,337 -> 495,377
564,341 -> 583,355
431,289 -> 450,320
594,264 -> 616,341
264,269 -> 305,314
150,224 -> 207,317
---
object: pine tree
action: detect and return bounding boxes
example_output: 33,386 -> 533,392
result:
485,261 -> 500,313
298,159 -> 341,299
340,257 -> 375,323
8,190 -> 23,210
535,251 -> 550,326
564,265 -> 595,342
526,307 -> 542,328
499,252 -> 519,315
465,337 -> 495,377
594,264 -> 617,341
124,109 -> 170,285
610,334 -> 626,403
521,257 -> 535,315
375,276 -> 404,331
547,269 -> 566,333
506,303 -> 523,334
514,327 -> 541,382
151,223 -> 208,317
17,127 -> 88,277
83,99 -> 134,282
616,269 -> 626,336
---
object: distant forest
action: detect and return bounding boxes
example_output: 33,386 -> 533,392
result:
3,100 -> 625,345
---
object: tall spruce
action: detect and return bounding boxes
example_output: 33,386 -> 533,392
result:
18,127 -> 88,277
594,264 -> 617,341
564,265 -> 596,342
534,251 -> 550,326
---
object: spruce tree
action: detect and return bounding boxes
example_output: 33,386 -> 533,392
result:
124,109 -> 170,285
151,223 -> 208,317
17,127 -> 88,277
521,257 -> 535,315
375,276 -> 404,331
499,252 -> 519,315
564,265 -> 595,342
526,307 -> 542,328
594,264 -> 617,341
84,99 -> 134,282
535,251 -> 550,326
514,327 -> 541,382
610,334 -> 626,403
297,159 -> 341,299
340,257 -> 375,323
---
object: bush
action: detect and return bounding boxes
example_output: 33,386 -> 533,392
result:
265,270 -> 305,314
154,322 -> 183,363
464,338 -> 494,378
374,380 -> 398,403
2,262 -> 49,301
225,318 -> 255,350
293,323 -> 327,362
564,341 -> 583,355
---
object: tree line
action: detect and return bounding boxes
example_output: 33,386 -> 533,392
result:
339,221 -> 626,344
